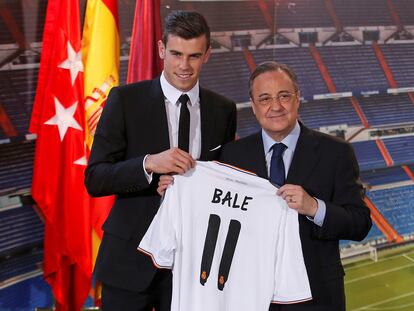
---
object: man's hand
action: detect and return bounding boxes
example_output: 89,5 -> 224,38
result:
145,147 -> 196,174
277,184 -> 318,217
157,175 -> 175,196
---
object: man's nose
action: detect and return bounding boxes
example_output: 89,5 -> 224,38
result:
179,57 -> 190,69
269,97 -> 283,109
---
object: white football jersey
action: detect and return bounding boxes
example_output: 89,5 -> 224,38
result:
139,161 -> 312,311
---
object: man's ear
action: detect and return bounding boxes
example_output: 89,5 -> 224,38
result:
203,46 -> 212,63
295,90 -> 301,109
250,98 -> 256,115
158,40 -> 165,59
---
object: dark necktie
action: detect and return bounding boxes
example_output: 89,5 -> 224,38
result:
270,143 -> 287,187
178,94 -> 190,152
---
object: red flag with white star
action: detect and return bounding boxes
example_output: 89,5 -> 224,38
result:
29,0 -> 91,310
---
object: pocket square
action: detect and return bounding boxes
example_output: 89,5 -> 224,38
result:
209,145 -> 221,152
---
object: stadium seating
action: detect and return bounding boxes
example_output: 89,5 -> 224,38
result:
352,140 -> 387,171
160,1 -> 268,32
0,0 -> 46,44
0,205 -> 43,256
332,0 -> 394,26
383,135 -> 414,166
200,51 -> 251,103
367,185 -> 414,236
275,0 -> 333,29
0,141 -> 34,193
357,93 -> 414,127
361,166 -> 410,186
0,69 -> 38,138
119,58 -> 129,85
0,248 -> 42,282
299,97 -> 361,129
236,106 -> 260,138
2,1 -> 414,306
118,1 -> 135,44
318,45 -> 389,93
380,44 -> 414,88
392,0 -> 414,26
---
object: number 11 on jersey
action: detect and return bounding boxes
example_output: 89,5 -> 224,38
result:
200,214 -> 241,291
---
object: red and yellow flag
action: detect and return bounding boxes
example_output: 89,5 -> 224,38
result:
81,0 -> 119,270
30,0 -> 91,309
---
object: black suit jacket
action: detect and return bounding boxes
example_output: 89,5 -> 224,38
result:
85,77 -> 237,291
220,124 -> 371,311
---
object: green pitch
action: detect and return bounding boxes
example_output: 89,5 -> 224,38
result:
344,244 -> 414,310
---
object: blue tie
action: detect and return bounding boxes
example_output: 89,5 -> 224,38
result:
270,143 -> 287,187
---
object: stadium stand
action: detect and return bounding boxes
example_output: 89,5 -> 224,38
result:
0,247 -> 42,282
119,58 -> 129,85
117,0 -> 136,44
318,45 -> 390,93
161,0 -> 268,32
274,0 -> 333,29
0,69 -> 38,138
0,140 -> 34,193
1,0 -> 46,44
361,166 -> 411,186
332,0 -> 394,26
1,0 -> 414,308
383,135 -> 414,166
380,44 -> 414,88
392,0 -> 414,26
299,97 -> 361,129
357,93 -> 414,126
0,205 -> 43,256
352,140 -> 387,171
367,185 -> 414,236
200,51 -> 251,103
236,106 -> 259,138
409,164 -> 414,174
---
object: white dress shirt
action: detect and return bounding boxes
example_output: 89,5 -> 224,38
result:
143,72 -> 202,181
160,72 -> 201,159
261,121 -> 326,226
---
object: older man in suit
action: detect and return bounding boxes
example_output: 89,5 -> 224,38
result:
85,11 -> 236,311
219,61 -> 371,310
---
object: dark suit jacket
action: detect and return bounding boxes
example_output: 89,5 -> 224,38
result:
220,124 -> 372,311
85,77 -> 237,292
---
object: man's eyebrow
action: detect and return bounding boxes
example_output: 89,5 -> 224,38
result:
257,92 -> 271,97
168,49 -> 182,54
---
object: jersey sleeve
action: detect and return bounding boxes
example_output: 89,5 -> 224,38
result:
272,201 -> 313,304
138,184 -> 180,269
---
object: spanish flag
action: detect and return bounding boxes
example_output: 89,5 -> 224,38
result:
81,0 -> 119,282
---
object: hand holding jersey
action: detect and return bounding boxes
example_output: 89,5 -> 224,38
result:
145,147 -> 196,175
139,161 -> 312,311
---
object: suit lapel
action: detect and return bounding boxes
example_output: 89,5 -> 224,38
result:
147,78 -> 170,152
247,132 -> 268,179
287,124 -> 320,185
199,87 -> 214,159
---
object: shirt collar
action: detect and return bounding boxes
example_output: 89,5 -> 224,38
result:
262,121 -> 301,154
160,71 -> 200,106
